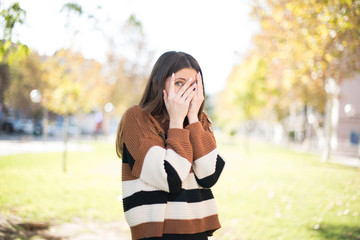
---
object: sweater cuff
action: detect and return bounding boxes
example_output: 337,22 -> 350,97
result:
185,121 -> 204,137
166,128 -> 192,162
167,128 -> 190,142
185,121 -> 216,161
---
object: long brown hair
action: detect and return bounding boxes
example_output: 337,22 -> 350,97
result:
116,51 -> 206,158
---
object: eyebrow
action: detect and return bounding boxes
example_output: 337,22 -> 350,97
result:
175,77 -> 187,81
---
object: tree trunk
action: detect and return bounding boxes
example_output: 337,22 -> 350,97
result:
322,79 -> 340,162
42,108 -> 48,143
62,114 -> 70,173
322,96 -> 332,162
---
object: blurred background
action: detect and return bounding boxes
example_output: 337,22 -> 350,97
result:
0,0 -> 359,240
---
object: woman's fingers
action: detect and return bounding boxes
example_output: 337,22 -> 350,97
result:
164,76 -> 196,127
181,81 -> 196,101
185,89 -> 197,104
168,73 -> 175,97
176,77 -> 195,99
197,72 -> 204,97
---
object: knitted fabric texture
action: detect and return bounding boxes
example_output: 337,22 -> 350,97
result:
121,105 -> 225,240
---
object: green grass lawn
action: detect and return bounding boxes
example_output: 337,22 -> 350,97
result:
0,142 -> 123,223
213,137 -> 360,240
0,138 -> 359,239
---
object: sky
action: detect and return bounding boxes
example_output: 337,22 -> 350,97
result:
9,0 -> 259,95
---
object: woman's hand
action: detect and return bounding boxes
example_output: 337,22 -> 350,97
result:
163,73 -> 197,129
187,72 -> 205,124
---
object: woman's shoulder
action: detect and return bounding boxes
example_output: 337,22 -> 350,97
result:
124,105 -> 143,114
123,105 -> 148,120
122,105 -> 165,141
122,105 -> 157,129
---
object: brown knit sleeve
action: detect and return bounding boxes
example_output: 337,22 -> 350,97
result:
185,112 -> 217,160
185,112 -> 225,188
122,105 -> 193,193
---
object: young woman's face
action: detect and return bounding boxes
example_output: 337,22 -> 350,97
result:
164,68 -> 198,94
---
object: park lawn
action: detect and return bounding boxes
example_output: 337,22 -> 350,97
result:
0,142 -> 123,223
0,138 -> 359,240
213,137 -> 360,240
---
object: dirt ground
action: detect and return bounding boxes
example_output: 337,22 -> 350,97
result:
0,214 -> 131,240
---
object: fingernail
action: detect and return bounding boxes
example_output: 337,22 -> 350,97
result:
172,73 -> 175,78
193,88 -> 196,91
188,77 -> 192,82
196,80 -> 198,84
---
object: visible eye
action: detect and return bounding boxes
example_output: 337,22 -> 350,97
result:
175,81 -> 184,87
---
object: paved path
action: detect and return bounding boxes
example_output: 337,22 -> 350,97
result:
0,214 -> 131,240
330,154 -> 360,168
44,218 -> 131,240
0,140 -> 94,156
285,143 -> 360,169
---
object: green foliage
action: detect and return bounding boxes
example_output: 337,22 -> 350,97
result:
4,42 -> 29,64
127,14 -> 143,35
251,0 -> 360,114
42,49 -> 105,116
60,2 -> 103,31
0,2 -> 29,113
0,2 -> 29,63
215,53 -> 269,132
234,56 -> 268,119
0,41 -> 29,64
219,0 -> 360,126
4,51 -> 44,118
58,3 -> 150,116
0,2 -> 26,41
60,3 -> 83,16
0,42 -> 30,114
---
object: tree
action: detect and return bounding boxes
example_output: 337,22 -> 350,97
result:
102,14 -> 153,115
0,2 -> 28,118
0,2 -> 26,40
42,48 -> 105,172
4,51 -> 44,120
250,0 -> 360,160
215,52 -> 269,135
60,2 -> 153,115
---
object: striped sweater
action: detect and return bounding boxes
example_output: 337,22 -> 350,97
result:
121,105 -> 225,240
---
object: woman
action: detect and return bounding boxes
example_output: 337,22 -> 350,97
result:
116,51 -> 225,240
